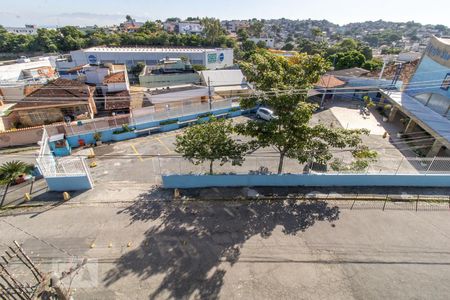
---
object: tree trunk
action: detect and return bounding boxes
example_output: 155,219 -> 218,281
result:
209,160 -> 214,175
277,153 -> 285,174
0,182 -> 10,207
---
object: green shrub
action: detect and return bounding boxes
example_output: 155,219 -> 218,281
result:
230,107 -> 241,112
113,124 -> 134,134
198,113 -> 213,119
160,119 -> 178,126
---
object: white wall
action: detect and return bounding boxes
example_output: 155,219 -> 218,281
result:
0,59 -> 53,81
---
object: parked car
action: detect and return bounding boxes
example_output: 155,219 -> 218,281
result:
256,108 -> 276,121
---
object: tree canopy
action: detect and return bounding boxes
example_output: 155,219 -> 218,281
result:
0,22 -> 236,54
240,49 -> 330,91
174,118 -> 248,175
237,95 -> 371,174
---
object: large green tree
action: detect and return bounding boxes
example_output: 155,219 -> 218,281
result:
201,17 -> 224,46
238,96 -> 371,174
240,49 -> 330,91
175,118 -> 248,175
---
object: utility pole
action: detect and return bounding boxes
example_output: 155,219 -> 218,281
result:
208,77 -> 212,111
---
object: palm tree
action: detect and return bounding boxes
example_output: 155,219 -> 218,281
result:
0,161 -> 34,207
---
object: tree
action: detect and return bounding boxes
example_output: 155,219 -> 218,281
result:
256,40 -> 267,49
237,28 -> 249,42
192,64 -> 207,71
362,59 -> 383,71
240,49 -> 330,91
237,96 -> 370,174
281,43 -> 294,51
125,15 -> 133,22
174,118 -> 248,175
130,62 -> 145,77
248,20 -> 264,37
138,21 -> 160,33
201,17 -> 224,46
0,161 -> 34,207
328,50 -> 366,70
297,38 -> 328,56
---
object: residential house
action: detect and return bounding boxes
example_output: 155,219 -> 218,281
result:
9,79 -> 96,127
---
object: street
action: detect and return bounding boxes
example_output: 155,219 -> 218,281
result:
1,188 -> 450,299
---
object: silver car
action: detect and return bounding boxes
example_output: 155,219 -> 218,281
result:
256,107 -> 276,121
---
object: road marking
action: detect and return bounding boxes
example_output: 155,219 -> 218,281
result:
130,144 -> 144,162
156,137 -> 173,154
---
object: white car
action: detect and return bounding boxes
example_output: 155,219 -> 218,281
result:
256,108 -> 276,121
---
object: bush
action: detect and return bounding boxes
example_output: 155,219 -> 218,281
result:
230,107 -> 241,112
93,132 -> 102,141
198,113 -> 213,119
160,119 -> 178,126
113,124 -> 134,134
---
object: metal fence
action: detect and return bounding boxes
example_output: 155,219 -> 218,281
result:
36,128 -> 89,177
158,155 -> 450,176
131,98 -> 233,126
64,115 -> 130,137
60,98 -> 234,137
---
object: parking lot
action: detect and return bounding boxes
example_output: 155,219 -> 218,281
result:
82,102 -> 414,185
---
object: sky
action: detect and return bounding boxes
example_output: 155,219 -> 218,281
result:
1,0 -> 449,27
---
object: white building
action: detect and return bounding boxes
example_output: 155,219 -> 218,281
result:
5,25 -> 38,35
177,22 -> 203,35
56,47 -> 234,74
249,38 -> 275,48
0,57 -> 56,82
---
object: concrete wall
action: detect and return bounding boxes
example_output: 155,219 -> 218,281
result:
45,175 -> 93,191
162,174 -> 450,188
0,126 -> 43,148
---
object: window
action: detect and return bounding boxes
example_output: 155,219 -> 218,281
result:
441,73 -> 450,91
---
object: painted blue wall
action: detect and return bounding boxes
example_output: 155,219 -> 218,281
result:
407,56 -> 450,98
162,174 -> 450,188
45,175 -> 93,191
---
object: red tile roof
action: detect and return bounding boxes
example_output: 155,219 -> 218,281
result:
315,75 -> 346,88
105,90 -> 131,110
103,72 -> 126,84
14,78 -> 94,110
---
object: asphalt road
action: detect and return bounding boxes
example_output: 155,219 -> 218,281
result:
1,195 -> 450,299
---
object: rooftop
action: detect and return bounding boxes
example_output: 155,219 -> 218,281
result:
365,59 -> 419,84
14,78 -> 94,110
105,90 -> 131,110
103,72 -> 126,84
315,75 -> 346,88
82,47 -> 230,53
328,68 -> 371,77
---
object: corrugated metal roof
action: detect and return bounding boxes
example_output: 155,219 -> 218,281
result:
383,90 -> 450,147
199,70 -> 246,86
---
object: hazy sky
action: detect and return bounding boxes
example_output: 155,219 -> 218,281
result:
1,0 -> 449,27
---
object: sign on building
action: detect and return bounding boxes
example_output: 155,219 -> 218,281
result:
207,53 -> 217,64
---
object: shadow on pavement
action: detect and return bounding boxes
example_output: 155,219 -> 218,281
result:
103,190 -> 340,299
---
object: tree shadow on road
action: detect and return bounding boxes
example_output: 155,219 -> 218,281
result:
103,192 -> 340,299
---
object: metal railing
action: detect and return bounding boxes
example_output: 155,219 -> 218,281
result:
131,98 -> 233,126
158,156 -> 450,176
61,98 -> 234,137
36,128 -> 89,177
